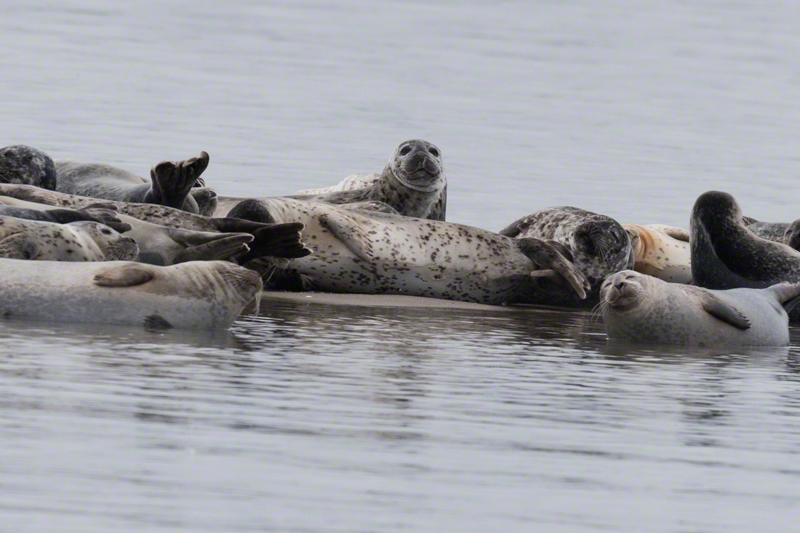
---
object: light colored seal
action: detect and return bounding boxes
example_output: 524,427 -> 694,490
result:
0,258 -> 263,329
0,202 -> 132,233
0,185 -> 310,263
499,207 -> 633,304
226,198 -> 590,305
623,224 -> 692,283
217,140 -> 447,221
55,151 -> 210,213
0,145 -> 57,190
0,216 -> 138,261
600,270 -> 800,346
294,173 -> 379,195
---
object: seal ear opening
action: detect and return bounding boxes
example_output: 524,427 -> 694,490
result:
93,264 -> 155,287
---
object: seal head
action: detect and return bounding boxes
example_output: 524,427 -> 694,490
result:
388,140 -> 444,193
0,145 -> 57,190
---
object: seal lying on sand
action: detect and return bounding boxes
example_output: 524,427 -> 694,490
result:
0,185 -> 311,263
600,270 -> 800,346
227,198 -> 590,305
217,140 -> 448,220
55,151 -> 210,213
499,207 -> 633,304
0,216 -> 138,261
623,224 -> 692,283
0,259 -> 262,329
0,145 -> 57,190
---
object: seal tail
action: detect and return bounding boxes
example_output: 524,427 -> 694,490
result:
148,151 -> 210,210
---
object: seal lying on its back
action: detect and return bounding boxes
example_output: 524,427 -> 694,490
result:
600,270 -> 800,346
622,224 -> 692,283
217,140 -> 448,220
499,207 -> 633,304
0,145 -> 57,189
55,151 -> 210,213
0,216 -> 138,261
0,259 -> 262,329
0,185 -> 311,263
227,198 -> 590,305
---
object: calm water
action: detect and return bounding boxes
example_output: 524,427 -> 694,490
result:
3,0 -> 800,531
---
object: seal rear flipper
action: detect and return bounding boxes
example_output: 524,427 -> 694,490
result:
0,233 -> 40,260
172,234 -> 253,263
93,264 -> 155,287
74,207 -> 132,233
146,151 -> 210,210
235,223 -> 310,264
700,293 -> 751,330
516,237 -> 590,299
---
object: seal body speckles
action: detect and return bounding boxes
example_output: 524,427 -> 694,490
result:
0,216 -> 138,261
623,224 -> 692,283
500,207 -> 633,304
0,145 -> 57,190
286,139 -> 447,221
228,198 -> 567,305
601,270 -> 798,346
0,259 -> 262,329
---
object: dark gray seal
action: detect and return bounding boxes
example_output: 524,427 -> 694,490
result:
499,206 -> 634,305
226,198 -> 590,305
0,145 -> 57,190
55,151 -> 210,213
742,217 -> 800,251
600,270 -> 800,346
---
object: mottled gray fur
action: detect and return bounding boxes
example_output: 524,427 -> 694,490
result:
0,145 -> 57,190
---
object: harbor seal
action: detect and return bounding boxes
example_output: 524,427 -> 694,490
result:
55,151 -> 209,213
294,173 -> 379,195
742,217 -> 800,251
226,198 -> 590,305
0,216 -> 138,261
600,270 -> 800,346
0,258 -> 263,329
0,202 -> 132,233
0,145 -> 57,189
0,185 -> 310,262
622,224 -> 692,283
499,207 -> 634,304
216,140 -> 447,220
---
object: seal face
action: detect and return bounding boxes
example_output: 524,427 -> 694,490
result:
227,198 -> 590,305
623,224 -> 692,283
0,259 -> 263,329
54,151 -> 210,214
287,139 -> 448,220
600,270 -> 800,346
0,216 -> 138,261
0,145 -> 57,190
499,207 -> 634,304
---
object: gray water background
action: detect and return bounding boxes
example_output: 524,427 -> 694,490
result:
2,0 -> 800,531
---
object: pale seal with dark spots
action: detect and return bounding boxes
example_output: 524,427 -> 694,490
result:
0,145 -> 57,190
294,173 -> 379,195
55,151 -> 210,213
227,198 -> 590,305
0,216 -> 138,262
623,224 -> 692,283
500,207 -> 634,304
0,259 -> 263,329
600,270 -> 800,346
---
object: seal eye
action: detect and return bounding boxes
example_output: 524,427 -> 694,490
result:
399,146 -> 412,156
429,147 -> 439,157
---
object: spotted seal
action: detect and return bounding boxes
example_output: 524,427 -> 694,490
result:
55,151 -> 209,213
0,216 -> 138,261
499,207 -> 634,305
622,224 -> 692,283
0,259 -> 263,329
742,217 -> 800,251
226,198 -> 590,305
0,202 -> 132,233
294,173 -> 379,195
217,140 -> 447,221
0,184 -> 310,263
0,145 -> 57,190
600,270 -> 800,346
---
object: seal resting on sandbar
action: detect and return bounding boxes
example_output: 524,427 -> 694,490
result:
600,270 -> 800,346
0,259 -> 263,329
217,140 -> 448,221
0,216 -> 138,261
622,224 -> 692,284
226,198 -> 590,305
55,151 -> 210,213
499,207 -> 633,304
0,202 -> 131,233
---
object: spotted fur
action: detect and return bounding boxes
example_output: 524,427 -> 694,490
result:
0,145 -> 57,190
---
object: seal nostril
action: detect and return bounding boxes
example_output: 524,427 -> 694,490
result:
615,281 -> 625,290
399,146 -> 411,156
429,147 -> 440,157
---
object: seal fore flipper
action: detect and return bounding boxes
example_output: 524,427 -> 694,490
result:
516,237 -> 590,299
0,233 -> 40,260
318,211 -> 376,263
700,293 -> 751,330
662,226 -> 690,242
93,264 -> 155,287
